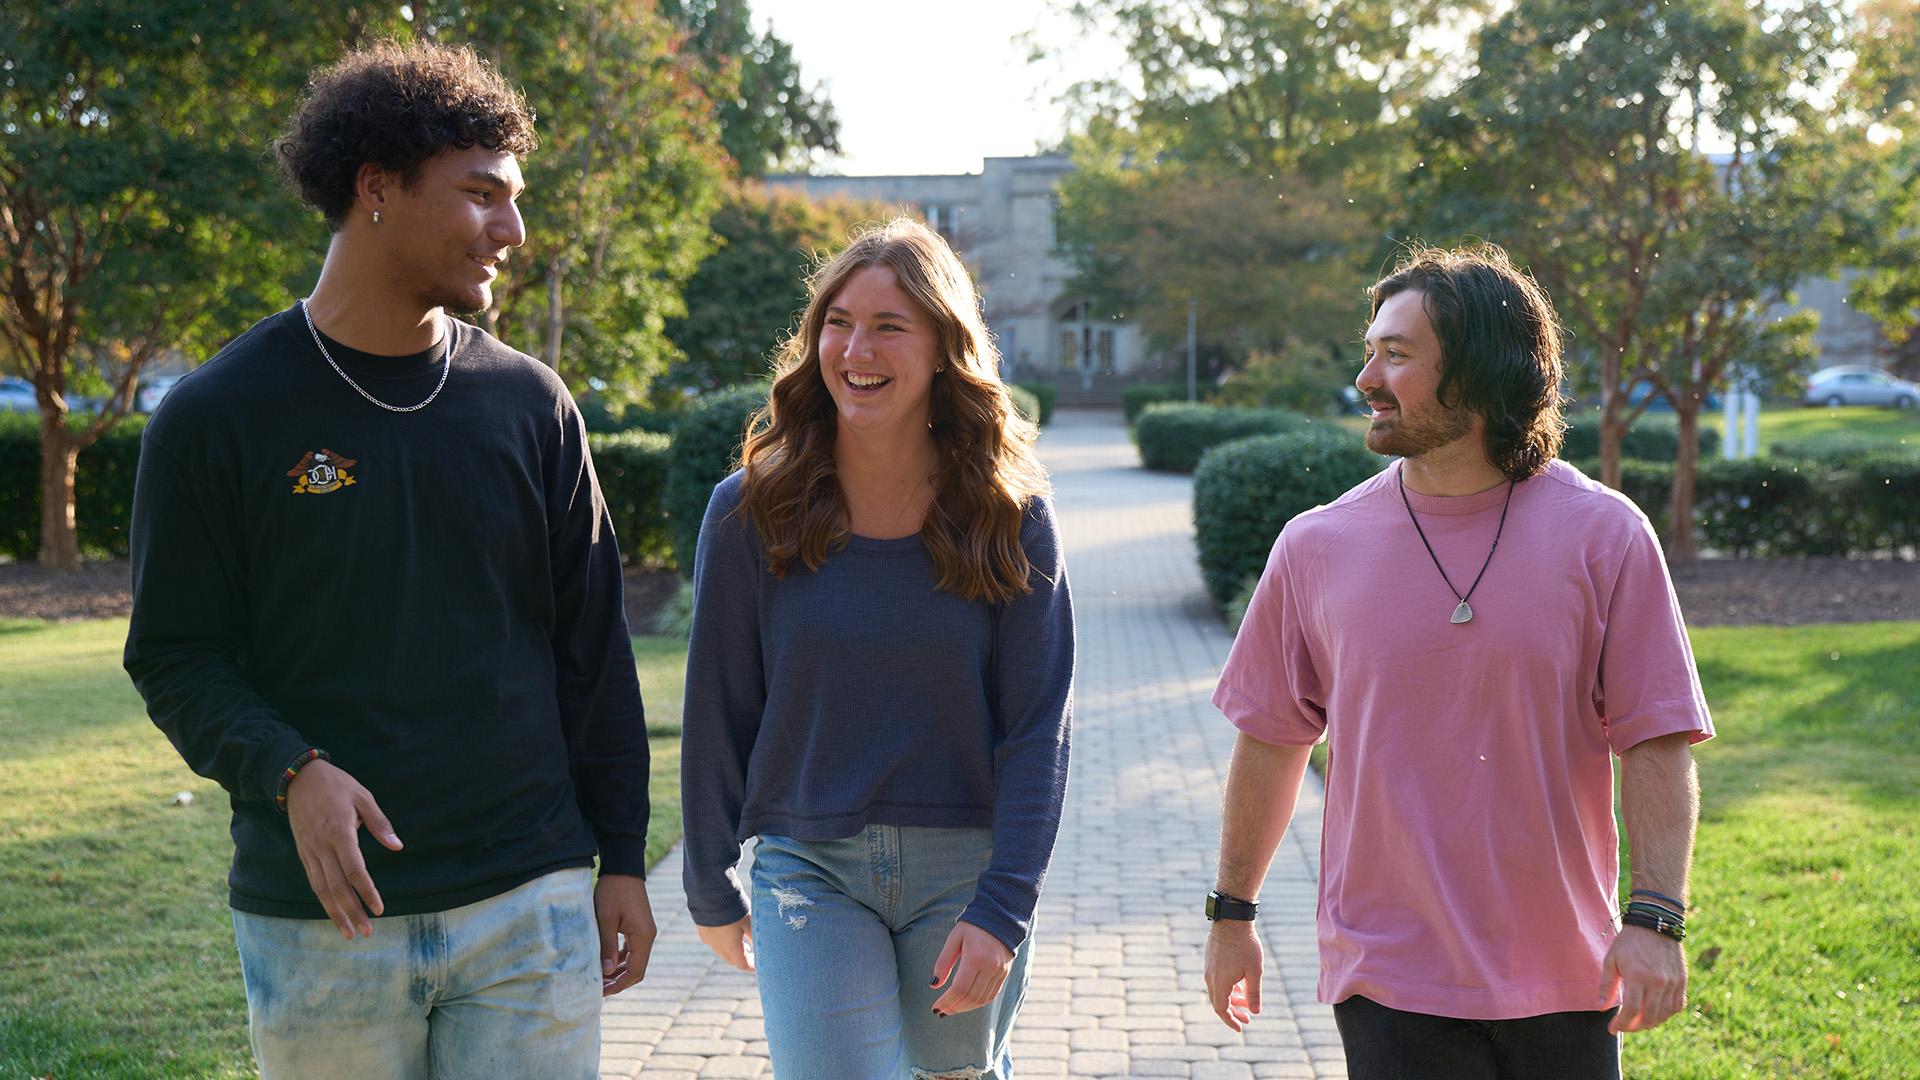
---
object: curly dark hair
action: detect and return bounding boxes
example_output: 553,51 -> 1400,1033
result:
276,40 -> 537,229
1369,243 -> 1569,481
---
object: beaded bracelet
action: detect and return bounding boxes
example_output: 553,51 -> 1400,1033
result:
274,748 -> 331,814
1621,908 -> 1687,941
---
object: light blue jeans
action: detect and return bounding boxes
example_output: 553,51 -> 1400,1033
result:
230,867 -> 601,1080
750,826 -> 1032,1080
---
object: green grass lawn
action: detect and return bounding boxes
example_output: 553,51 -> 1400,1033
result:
3,618 -> 1917,1076
1755,404 -> 1920,455
0,618 -> 688,1080
1623,622 -> 1920,1078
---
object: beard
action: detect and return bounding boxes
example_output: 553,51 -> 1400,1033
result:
1365,396 -> 1476,459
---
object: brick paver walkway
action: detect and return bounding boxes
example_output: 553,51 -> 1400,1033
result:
602,408 -> 1342,1079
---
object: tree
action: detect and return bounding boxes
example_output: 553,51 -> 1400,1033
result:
658,0 -> 840,176
0,2 -> 389,569
1044,0 -> 1467,382
1054,137 -> 1374,370
1842,0 -> 1920,372
1408,0 -> 1873,557
411,0 -> 732,399
663,184 -> 899,396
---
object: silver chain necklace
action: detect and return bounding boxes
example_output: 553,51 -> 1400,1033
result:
299,299 -> 451,413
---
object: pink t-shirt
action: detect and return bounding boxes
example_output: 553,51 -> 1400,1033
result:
1213,458 -> 1713,1020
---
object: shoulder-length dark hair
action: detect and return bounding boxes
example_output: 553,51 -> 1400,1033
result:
738,218 -> 1051,604
1370,243 -> 1568,480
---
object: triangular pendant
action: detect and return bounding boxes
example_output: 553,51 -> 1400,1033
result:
1450,599 -> 1474,624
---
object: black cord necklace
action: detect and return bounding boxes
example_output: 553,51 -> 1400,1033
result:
1397,466 -> 1516,625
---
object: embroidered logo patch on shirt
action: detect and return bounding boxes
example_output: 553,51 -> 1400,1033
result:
287,449 -> 358,495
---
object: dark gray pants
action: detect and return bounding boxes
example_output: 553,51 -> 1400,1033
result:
1333,994 -> 1621,1080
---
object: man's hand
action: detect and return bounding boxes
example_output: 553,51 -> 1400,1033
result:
696,916 -> 755,972
284,758 -> 404,941
929,921 -> 1015,1017
1204,919 -> 1264,1031
1600,925 -> 1688,1033
594,873 -> 656,997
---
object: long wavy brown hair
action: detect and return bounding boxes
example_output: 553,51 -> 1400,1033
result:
738,218 -> 1051,604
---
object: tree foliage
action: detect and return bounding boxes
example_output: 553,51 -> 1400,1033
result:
411,0 -> 731,398
0,2 -> 386,568
1842,0 -> 1920,369
1407,0 -> 1874,556
662,184 -> 899,397
1046,0 -> 1467,388
659,0 -> 841,176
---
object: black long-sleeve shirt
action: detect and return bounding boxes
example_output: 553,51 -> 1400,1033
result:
124,305 -> 648,919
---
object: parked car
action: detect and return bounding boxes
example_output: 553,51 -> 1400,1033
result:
1803,365 -> 1919,408
0,376 -> 37,413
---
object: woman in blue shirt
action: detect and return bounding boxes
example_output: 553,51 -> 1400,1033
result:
681,218 -> 1074,1079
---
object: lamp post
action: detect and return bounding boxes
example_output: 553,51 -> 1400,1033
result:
1186,299 -> 1198,402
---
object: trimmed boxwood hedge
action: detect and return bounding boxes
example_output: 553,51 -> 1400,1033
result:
1007,384 -> 1044,427
1122,382 -> 1186,423
1193,428 -> 1387,607
1135,403 -> 1315,473
1012,381 -> 1055,426
0,412 -> 147,560
1567,453 -> 1920,557
664,383 -> 769,575
588,430 -> 673,565
1560,412 -> 1719,461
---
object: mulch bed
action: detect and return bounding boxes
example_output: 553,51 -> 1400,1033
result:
1,557 -> 1915,627
0,560 -> 691,631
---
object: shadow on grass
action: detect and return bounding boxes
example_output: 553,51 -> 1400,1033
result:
1692,626 -> 1920,818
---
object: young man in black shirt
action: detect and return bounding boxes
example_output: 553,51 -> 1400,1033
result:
124,42 -> 653,1078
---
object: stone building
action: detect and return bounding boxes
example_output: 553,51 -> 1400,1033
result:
765,155 -> 1150,403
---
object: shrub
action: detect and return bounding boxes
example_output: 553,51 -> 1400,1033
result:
1844,453 -> 1920,555
1122,382 -> 1186,423
0,412 -> 147,560
1561,413 -> 1720,461
1212,347 -> 1355,415
1135,403 -> 1316,473
588,430 -> 673,565
1193,428 -> 1386,607
1693,458 -> 1831,556
1007,384 -> 1043,428
1568,457 -> 1677,537
665,382 -> 769,574
1012,381 -> 1055,426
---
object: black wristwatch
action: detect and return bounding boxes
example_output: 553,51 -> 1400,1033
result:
1206,890 -> 1259,922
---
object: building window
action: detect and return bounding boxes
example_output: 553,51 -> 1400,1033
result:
1058,329 -> 1079,372
1095,328 -> 1117,374
925,204 -> 959,244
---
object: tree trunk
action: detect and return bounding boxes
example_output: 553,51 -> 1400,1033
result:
1599,397 -> 1625,489
1598,341 -> 1624,489
36,410 -> 81,571
542,255 -> 567,372
1669,403 -> 1700,560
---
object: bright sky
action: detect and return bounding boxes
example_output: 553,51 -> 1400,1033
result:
751,0 -> 1126,176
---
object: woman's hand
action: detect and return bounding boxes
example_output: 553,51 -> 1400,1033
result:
929,920 -> 1014,1017
697,915 -> 755,972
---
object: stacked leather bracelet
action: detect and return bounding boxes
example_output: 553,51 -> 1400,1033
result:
1620,888 -> 1687,941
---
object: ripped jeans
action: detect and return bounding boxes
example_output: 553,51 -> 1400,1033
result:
750,827 -> 1032,1080
230,867 -> 601,1079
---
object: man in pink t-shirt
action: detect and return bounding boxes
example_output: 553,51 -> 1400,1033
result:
1204,244 -> 1713,1079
